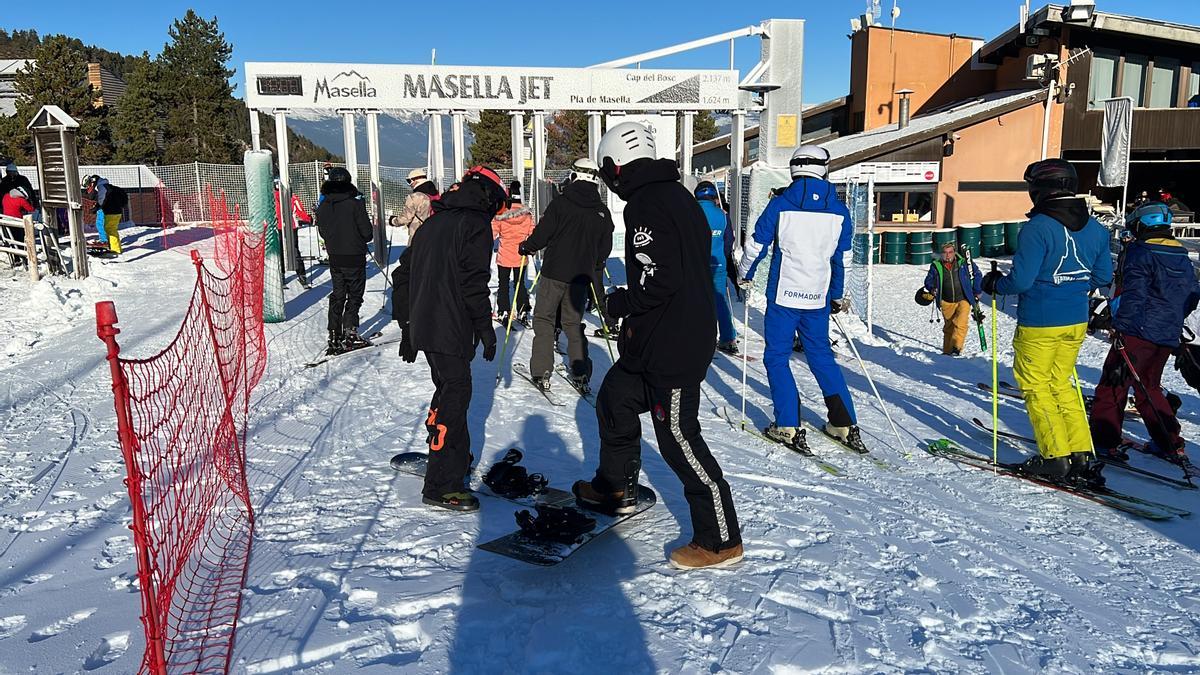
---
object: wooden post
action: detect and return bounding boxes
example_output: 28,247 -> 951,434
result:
22,216 -> 39,283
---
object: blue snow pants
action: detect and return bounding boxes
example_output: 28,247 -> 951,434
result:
713,264 -> 736,343
763,303 -> 856,427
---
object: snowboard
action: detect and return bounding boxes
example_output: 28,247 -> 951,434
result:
477,484 -> 658,566
389,451 -> 575,507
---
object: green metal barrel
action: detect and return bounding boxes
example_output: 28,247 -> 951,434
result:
957,223 -> 982,258
882,230 -> 907,265
907,230 -> 933,265
1005,220 -> 1025,254
981,221 -> 1006,257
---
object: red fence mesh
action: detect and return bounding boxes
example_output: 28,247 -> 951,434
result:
96,191 -> 265,674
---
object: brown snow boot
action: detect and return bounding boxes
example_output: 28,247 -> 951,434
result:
669,542 -> 744,570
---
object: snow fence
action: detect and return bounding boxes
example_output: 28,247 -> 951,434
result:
94,190 -> 265,674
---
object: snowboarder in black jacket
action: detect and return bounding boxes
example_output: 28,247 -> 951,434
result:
519,158 -> 614,391
574,122 -> 742,570
392,167 -> 506,512
316,167 -> 373,354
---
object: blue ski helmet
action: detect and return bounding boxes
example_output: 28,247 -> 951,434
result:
1126,201 -> 1173,236
694,180 -> 719,201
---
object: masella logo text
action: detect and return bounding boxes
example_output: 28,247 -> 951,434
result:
314,70 -> 378,102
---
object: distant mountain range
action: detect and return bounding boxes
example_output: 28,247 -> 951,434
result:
286,113 -> 455,168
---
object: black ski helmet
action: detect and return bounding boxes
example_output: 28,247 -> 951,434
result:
1023,159 -> 1078,204
915,287 -> 935,306
326,166 -> 354,184
694,180 -> 719,201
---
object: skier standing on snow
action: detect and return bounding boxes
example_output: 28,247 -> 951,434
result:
573,122 -> 742,570
316,167 -> 374,354
1091,202 -> 1199,464
981,159 -> 1113,479
491,181 -> 535,325
922,242 -> 983,355
389,168 -> 440,241
275,178 -> 312,289
695,180 -> 739,355
82,174 -> 127,254
519,158 -> 613,393
737,145 -> 866,454
392,167 -> 506,512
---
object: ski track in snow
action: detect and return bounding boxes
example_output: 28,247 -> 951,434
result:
0,227 -> 1198,672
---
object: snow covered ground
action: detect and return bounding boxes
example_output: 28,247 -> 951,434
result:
2,225 -> 1199,673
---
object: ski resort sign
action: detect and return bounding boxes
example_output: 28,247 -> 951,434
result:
245,62 -> 739,111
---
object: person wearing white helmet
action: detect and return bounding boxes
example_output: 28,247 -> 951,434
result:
574,121 -> 743,570
738,144 -> 866,455
389,168 -> 441,241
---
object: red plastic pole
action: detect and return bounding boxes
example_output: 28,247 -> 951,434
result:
96,301 -> 168,675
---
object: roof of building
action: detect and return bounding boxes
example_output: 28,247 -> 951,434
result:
0,59 -> 33,77
822,88 -> 1048,171
88,63 -> 127,108
980,4 -> 1200,62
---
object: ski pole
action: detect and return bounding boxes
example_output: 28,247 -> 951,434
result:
1114,334 -> 1192,482
589,282 -> 615,363
831,313 -> 906,456
495,255 -> 528,384
991,261 -> 999,471
1071,367 -> 1096,458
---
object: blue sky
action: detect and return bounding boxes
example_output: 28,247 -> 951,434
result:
5,1 -> 1199,103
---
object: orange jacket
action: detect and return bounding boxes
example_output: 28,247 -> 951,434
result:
492,205 -> 534,268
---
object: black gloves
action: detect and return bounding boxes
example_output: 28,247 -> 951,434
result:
517,241 -> 532,256
475,323 -> 497,361
972,307 -> 986,324
605,288 -> 630,320
982,271 -> 1004,296
398,324 -> 418,363
830,298 -> 848,314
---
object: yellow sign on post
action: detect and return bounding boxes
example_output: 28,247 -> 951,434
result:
775,114 -> 798,148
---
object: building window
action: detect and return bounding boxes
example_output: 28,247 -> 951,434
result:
1190,63 -> 1200,106
1121,53 -> 1149,105
1149,57 -> 1180,108
876,186 -> 936,223
1089,49 -> 1119,110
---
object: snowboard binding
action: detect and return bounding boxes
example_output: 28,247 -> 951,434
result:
483,449 -> 548,499
515,504 -> 597,544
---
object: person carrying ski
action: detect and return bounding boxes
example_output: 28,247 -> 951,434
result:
82,174 -> 127,254
389,168 -> 440,242
737,144 -> 865,454
695,180 -> 739,355
922,242 -> 983,355
392,166 -> 506,512
491,180 -> 535,324
518,158 -> 613,392
574,121 -> 742,570
316,167 -> 374,354
981,159 -> 1114,479
1091,202 -> 1200,465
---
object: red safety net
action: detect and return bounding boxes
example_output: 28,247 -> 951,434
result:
96,190 -> 265,674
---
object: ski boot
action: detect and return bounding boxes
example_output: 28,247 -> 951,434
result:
570,374 -> 591,395
515,504 -> 596,544
824,424 -> 869,454
531,371 -> 553,392
325,329 -> 344,355
669,541 -> 744,570
343,329 -> 371,350
1017,454 -> 1072,480
1067,452 -> 1106,488
495,310 -> 510,325
483,449 -> 548,499
422,491 -> 480,512
716,340 -> 740,356
764,424 -> 812,456
792,336 -> 804,353
1100,445 -> 1130,462
1144,438 -> 1189,465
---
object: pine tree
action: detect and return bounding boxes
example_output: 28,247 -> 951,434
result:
468,110 -> 513,167
160,10 -> 240,163
111,54 -> 165,164
546,110 -> 589,169
4,35 -> 112,163
694,111 -> 720,143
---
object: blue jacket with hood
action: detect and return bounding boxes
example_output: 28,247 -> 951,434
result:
697,198 -> 734,268
737,176 -> 853,311
1112,234 -> 1200,347
992,197 -> 1113,327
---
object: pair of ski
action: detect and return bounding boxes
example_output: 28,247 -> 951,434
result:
715,406 -> 894,474
924,439 -> 1189,521
969,416 -> 1197,489
511,362 -> 596,407
304,331 -> 391,368
390,450 -> 655,565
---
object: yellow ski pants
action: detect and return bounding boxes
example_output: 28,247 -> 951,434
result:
1012,323 -> 1089,459
101,213 -> 121,254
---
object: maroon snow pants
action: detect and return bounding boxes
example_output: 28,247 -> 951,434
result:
1090,334 -> 1181,452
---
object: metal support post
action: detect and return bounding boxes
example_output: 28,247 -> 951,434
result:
587,112 -> 603,162
249,109 -> 262,151
366,110 -> 386,269
274,110 -> 296,272
510,112 -> 525,189
729,110 -> 746,239
429,111 -> 446,187
451,111 -> 467,180
680,111 -> 695,176
341,110 -> 359,187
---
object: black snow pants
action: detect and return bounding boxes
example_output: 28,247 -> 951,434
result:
423,352 -> 473,499
593,362 -> 741,552
328,264 -> 365,333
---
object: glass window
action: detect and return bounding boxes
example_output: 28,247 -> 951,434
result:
1189,63 -> 1200,107
1149,57 -> 1180,108
1122,53 -> 1148,106
1089,49 -> 1119,109
875,187 -> 936,223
